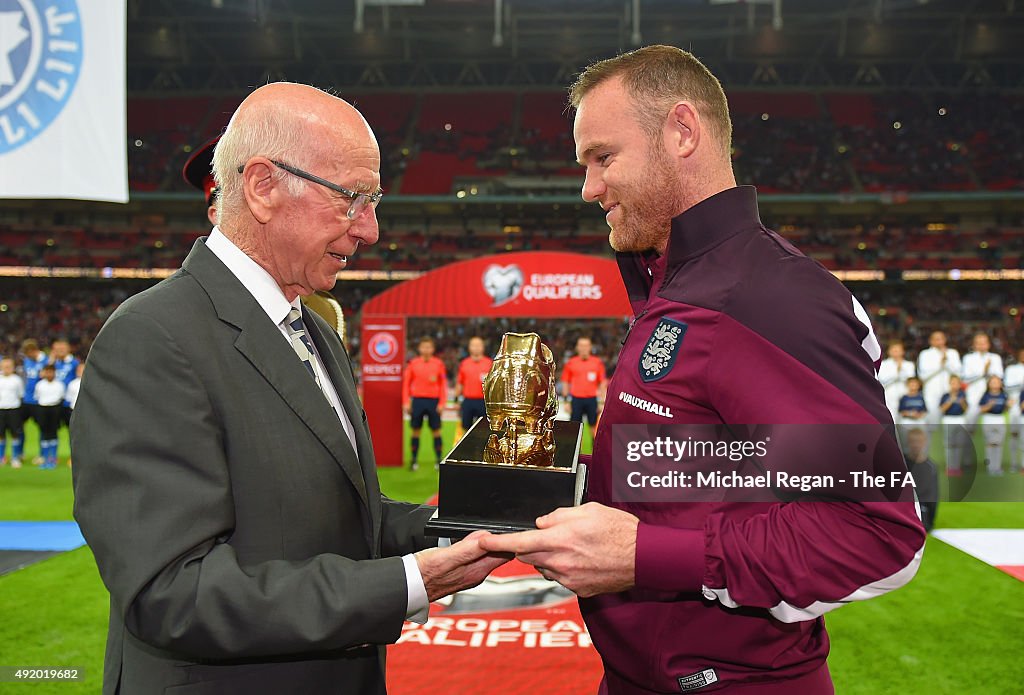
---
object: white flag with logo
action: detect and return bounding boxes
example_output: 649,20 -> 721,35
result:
0,0 -> 126,202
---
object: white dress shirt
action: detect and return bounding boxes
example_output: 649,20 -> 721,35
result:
205,229 -> 429,623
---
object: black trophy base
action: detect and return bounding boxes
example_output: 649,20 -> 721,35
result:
424,418 -> 586,538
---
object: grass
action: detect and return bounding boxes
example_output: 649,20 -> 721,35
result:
828,527 -> 1024,693
0,424 -> 1021,693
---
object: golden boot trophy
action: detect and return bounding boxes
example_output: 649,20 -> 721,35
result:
483,333 -> 558,467
425,332 -> 587,537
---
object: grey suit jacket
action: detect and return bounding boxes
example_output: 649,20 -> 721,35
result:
71,239 -> 434,694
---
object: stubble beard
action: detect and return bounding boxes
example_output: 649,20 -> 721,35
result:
607,145 -> 685,254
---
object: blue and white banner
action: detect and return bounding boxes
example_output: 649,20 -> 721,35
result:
0,0 -> 126,202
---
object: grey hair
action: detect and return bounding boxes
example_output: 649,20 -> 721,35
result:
212,99 -> 311,226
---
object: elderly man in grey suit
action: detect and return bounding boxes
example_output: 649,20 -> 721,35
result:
71,83 -> 506,695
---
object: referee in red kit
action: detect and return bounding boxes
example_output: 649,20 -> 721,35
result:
402,337 -> 447,470
455,336 -> 492,434
561,336 -> 607,434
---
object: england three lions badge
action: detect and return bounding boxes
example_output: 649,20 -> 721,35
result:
639,318 -> 687,382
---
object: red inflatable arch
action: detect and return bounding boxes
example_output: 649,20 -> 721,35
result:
360,251 -> 631,466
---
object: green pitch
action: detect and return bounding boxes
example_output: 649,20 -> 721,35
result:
0,422 -> 1021,694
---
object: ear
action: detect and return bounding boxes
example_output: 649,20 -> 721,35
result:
239,158 -> 278,224
667,101 -> 700,159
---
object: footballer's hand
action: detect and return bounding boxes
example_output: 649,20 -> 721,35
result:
478,502 -> 639,598
415,531 -> 510,602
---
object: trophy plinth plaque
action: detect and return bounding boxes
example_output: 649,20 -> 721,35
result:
424,333 -> 587,538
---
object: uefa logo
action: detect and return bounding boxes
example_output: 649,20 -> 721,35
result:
482,263 -> 523,306
0,0 -> 83,155
368,332 -> 399,363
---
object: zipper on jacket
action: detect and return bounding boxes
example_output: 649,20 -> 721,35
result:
621,308 -> 649,346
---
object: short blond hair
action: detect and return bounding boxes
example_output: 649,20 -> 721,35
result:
568,45 -> 732,158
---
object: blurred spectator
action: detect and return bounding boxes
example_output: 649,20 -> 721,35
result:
901,427 -> 938,532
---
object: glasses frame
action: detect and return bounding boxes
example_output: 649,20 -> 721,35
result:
236,159 -> 382,220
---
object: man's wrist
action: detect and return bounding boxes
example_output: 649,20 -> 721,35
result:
402,553 -> 430,624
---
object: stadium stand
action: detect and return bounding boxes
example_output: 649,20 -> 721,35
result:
124,91 -> 1024,196
3,215 -> 1021,273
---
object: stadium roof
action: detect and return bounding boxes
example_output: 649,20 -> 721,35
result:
129,0 -> 1024,92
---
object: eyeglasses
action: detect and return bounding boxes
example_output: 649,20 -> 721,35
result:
237,160 -> 383,220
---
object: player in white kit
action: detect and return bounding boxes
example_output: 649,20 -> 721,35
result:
878,340 -> 915,423
917,330 -> 961,430
961,333 -> 1003,428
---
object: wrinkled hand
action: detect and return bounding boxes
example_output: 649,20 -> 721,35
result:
478,502 -> 639,598
415,531 -> 511,602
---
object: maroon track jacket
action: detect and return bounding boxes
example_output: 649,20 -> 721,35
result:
582,186 -> 926,693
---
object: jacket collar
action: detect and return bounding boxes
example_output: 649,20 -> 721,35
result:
665,185 -> 762,264
181,239 -> 371,520
616,186 -> 763,313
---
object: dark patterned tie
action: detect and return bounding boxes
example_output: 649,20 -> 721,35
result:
283,308 -> 360,456
283,308 -> 326,396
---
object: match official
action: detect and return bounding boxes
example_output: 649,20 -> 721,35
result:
402,336 -> 448,470
455,336 -> 492,434
561,336 -> 607,433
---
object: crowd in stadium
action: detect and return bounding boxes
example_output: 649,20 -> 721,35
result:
122,90 -> 1024,196
3,216 -> 1022,273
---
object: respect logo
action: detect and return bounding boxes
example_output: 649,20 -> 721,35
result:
368,331 -> 399,363
0,0 -> 82,154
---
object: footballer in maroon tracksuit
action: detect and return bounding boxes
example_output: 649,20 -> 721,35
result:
579,185 -> 925,693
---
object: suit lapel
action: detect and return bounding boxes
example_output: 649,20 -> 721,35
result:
182,241 -> 371,517
305,311 -> 383,550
